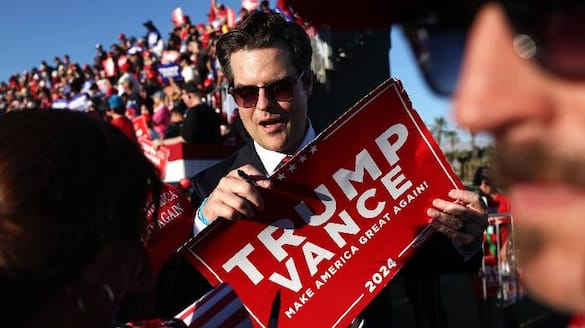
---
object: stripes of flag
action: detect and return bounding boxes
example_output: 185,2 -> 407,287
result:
175,283 -> 252,328
172,7 -> 186,27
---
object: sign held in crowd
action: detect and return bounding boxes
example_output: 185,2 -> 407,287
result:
139,138 -> 171,179
145,183 -> 195,277
133,115 -> 151,141
157,63 -> 183,83
181,78 -> 464,327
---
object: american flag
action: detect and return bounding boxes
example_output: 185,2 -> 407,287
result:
175,283 -> 253,328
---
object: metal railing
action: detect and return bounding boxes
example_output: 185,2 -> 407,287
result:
480,213 -> 524,306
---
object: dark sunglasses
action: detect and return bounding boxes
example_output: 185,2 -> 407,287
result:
400,0 -> 585,96
228,71 -> 305,108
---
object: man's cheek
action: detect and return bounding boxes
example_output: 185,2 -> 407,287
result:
514,226 -> 545,269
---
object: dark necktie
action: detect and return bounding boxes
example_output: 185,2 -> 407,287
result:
275,155 -> 293,171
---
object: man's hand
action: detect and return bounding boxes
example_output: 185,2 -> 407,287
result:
202,164 -> 272,222
427,189 -> 488,247
153,139 -> 163,149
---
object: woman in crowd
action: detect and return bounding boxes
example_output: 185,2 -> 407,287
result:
151,90 -> 170,138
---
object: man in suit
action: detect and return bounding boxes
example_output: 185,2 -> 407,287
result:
189,11 -> 487,326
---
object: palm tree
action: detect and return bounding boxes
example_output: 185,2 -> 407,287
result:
470,130 -> 478,154
444,130 -> 460,152
431,116 -> 447,146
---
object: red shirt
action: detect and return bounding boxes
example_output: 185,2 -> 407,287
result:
110,116 -> 138,143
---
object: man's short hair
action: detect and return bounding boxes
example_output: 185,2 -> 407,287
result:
182,81 -> 203,96
216,11 -> 312,86
473,166 -> 492,186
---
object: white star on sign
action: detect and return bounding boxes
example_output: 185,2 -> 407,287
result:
309,145 -> 318,154
299,155 -> 307,162
288,163 -> 296,172
277,173 -> 286,180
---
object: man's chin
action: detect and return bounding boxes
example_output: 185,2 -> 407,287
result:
257,134 -> 296,153
520,248 -> 585,314
524,278 -> 585,314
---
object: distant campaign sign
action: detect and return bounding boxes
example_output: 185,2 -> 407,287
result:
181,78 -> 463,328
157,63 -> 183,83
139,138 -> 171,179
145,183 -> 194,277
133,115 -> 151,141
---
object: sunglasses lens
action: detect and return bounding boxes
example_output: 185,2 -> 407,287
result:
504,1 -> 585,78
271,79 -> 296,101
230,76 -> 299,107
542,33 -> 585,79
233,86 -> 259,108
425,31 -> 465,95
403,26 -> 466,95
401,1 -> 585,96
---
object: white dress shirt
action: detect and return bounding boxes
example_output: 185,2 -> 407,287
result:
254,121 -> 316,175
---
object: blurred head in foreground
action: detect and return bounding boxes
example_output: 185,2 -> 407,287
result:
450,2 -> 585,313
0,109 -> 161,326
288,0 -> 585,313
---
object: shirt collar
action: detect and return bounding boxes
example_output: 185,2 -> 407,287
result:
254,121 -> 316,176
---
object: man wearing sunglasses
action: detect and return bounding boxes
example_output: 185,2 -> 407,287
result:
288,0 -> 585,319
453,2 -> 585,316
182,10 -> 488,326
401,0 -> 585,317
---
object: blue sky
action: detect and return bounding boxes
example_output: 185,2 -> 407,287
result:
1,0 -> 470,135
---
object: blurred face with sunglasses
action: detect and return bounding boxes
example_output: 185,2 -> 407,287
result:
229,44 -> 311,154
406,0 -> 585,312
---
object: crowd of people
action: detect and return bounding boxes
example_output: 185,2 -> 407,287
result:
0,0 -> 316,147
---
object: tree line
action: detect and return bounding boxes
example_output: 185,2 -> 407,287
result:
429,116 -> 493,186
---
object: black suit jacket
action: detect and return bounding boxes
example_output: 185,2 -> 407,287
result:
191,141 -> 265,207
154,142 -> 264,317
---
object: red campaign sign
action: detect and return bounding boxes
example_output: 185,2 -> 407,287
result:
181,78 -> 464,327
139,138 -> 171,179
133,115 -> 152,141
102,57 -> 116,77
145,183 -> 195,277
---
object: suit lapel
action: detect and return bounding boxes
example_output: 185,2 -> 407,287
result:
230,141 -> 267,176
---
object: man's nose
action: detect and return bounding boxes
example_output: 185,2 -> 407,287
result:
255,87 -> 272,111
453,3 -> 552,136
